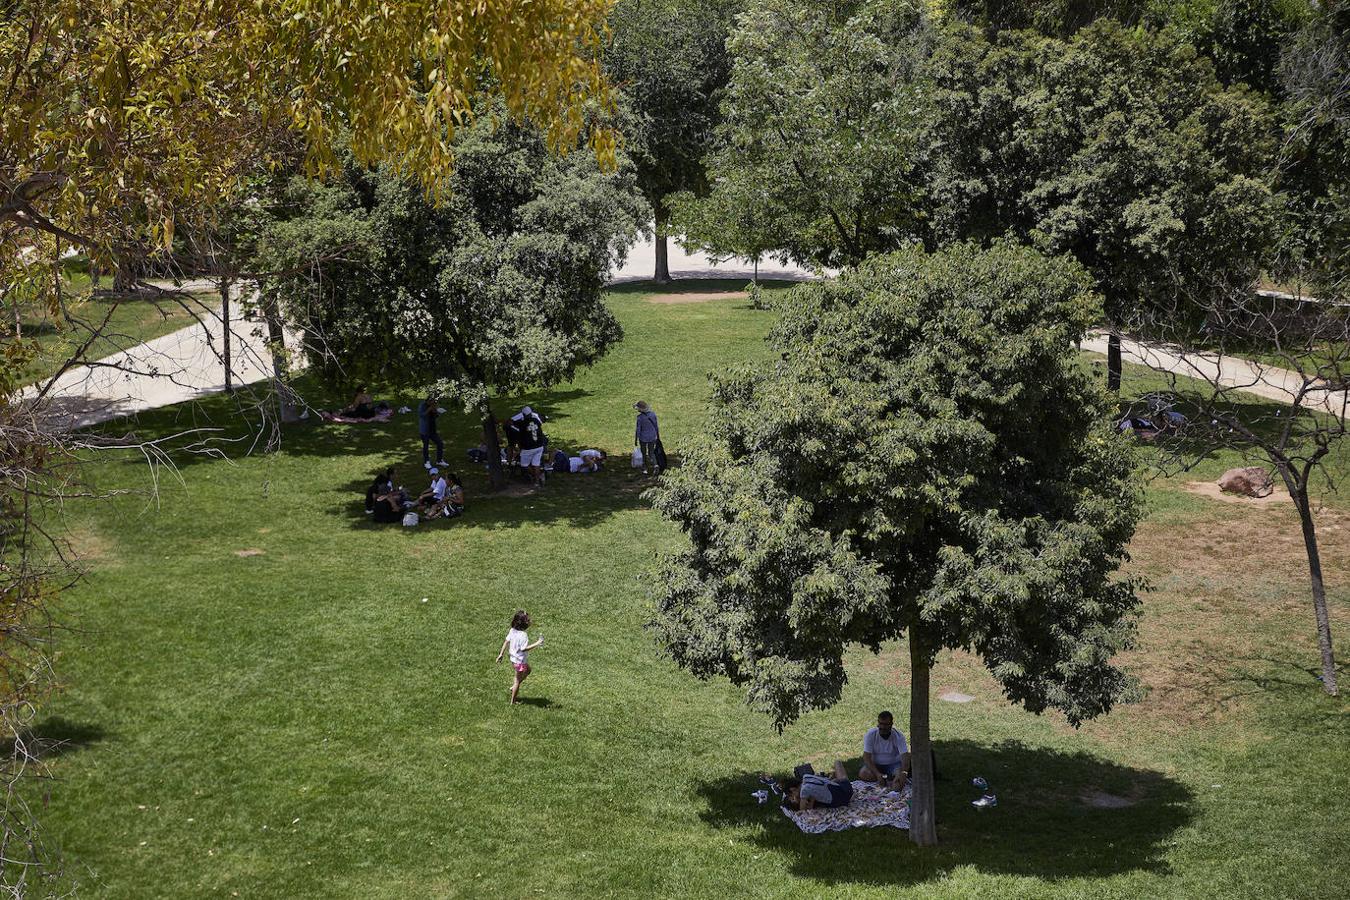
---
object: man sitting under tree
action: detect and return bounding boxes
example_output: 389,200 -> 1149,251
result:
858,710 -> 910,791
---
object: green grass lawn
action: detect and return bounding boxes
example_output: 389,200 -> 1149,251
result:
33,281 -> 1350,898
15,256 -> 219,386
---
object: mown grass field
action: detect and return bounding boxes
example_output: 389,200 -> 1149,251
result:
35,279 -> 1350,898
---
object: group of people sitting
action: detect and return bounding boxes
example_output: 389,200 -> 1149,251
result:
775,710 -> 912,812
364,466 -> 465,523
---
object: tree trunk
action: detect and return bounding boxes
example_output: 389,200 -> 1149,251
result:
1107,331 -> 1122,393
260,286 -> 299,424
479,398 -> 507,492
1292,487 -> 1339,695
112,253 -> 139,294
908,628 -> 938,846
220,278 -> 233,394
654,203 -> 672,284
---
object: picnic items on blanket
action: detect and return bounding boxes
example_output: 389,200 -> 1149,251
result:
320,408 -> 394,424
780,781 -> 910,834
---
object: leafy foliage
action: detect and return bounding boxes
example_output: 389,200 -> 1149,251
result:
253,113 -> 646,438
606,0 -> 741,212
649,242 -> 1145,730
927,20 -> 1277,330
684,0 -> 936,268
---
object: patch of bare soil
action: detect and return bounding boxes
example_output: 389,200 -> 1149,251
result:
1182,481 -> 1291,506
647,291 -> 748,305
234,548 -> 266,558
67,528 -> 115,565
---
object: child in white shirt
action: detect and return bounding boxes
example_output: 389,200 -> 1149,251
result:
496,609 -> 545,704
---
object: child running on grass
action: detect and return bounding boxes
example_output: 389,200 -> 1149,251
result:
496,609 -> 544,704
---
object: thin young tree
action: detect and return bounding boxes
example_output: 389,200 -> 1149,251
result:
1119,295 -> 1347,696
649,242 -> 1144,845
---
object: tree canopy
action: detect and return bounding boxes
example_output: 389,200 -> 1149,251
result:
1,0 -> 617,304
683,0 -> 935,269
649,241 -> 1144,844
253,114 -> 647,486
605,0 -> 742,280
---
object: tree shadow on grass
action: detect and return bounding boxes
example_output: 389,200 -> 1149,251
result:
697,740 -> 1192,888
1,717 -> 107,762
606,277 -> 807,296
336,462 -> 654,532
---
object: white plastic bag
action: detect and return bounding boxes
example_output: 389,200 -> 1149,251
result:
402,512 -> 419,527
631,447 -> 644,468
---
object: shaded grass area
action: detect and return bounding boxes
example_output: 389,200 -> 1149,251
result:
33,281 -> 1350,897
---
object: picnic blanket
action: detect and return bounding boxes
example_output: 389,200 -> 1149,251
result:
780,781 -> 910,834
320,409 -> 394,424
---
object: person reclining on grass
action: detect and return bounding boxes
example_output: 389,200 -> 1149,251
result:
569,448 -> 605,473
858,710 -> 910,791
780,761 -> 854,812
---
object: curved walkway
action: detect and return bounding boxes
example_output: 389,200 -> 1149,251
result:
24,238 -> 819,428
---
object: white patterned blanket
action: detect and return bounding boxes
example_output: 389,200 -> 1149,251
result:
780,780 -> 911,833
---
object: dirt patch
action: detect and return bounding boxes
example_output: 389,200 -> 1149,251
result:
234,548 -> 266,558
647,291 -> 748,305
67,528 -> 115,565
1182,481 -> 1292,506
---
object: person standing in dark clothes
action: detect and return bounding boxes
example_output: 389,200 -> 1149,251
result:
417,393 -> 447,469
515,406 -> 547,486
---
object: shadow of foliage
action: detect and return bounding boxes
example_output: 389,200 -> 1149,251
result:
696,740 -> 1192,887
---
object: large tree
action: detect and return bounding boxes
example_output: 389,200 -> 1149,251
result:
926,20 -> 1276,390
649,242 -> 1144,846
605,0 -> 742,282
1,1 -> 617,884
684,0 -> 936,269
254,116 -> 647,489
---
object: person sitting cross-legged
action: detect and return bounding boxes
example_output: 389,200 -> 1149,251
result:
858,710 -> 911,791
418,468 -> 450,517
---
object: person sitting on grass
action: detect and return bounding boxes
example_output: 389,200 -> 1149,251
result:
569,448 -> 605,473
444,473 -> 465,517
780,761 -> 855,812
418,468 -> 449,517
365,467 -> 394,514
858,710 -> 911,791
369,477 -> 407,524
342,384 -> 383,418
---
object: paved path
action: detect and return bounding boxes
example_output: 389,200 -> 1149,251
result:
32,237 -> 1341,429
1082,332 -> 1348,418
24,237 -> 818,428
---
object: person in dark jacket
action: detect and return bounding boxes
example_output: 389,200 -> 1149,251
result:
417,393 -> 446,469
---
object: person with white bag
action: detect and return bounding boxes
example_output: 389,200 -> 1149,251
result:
633,400 -> 664,475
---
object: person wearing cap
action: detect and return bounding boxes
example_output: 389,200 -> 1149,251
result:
418,467 -> 449,516
515,406 -> 548,486
634,400 -> 662,475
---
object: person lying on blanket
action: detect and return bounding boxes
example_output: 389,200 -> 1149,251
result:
780,761 -> 854,812
858,710 -> 911,791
